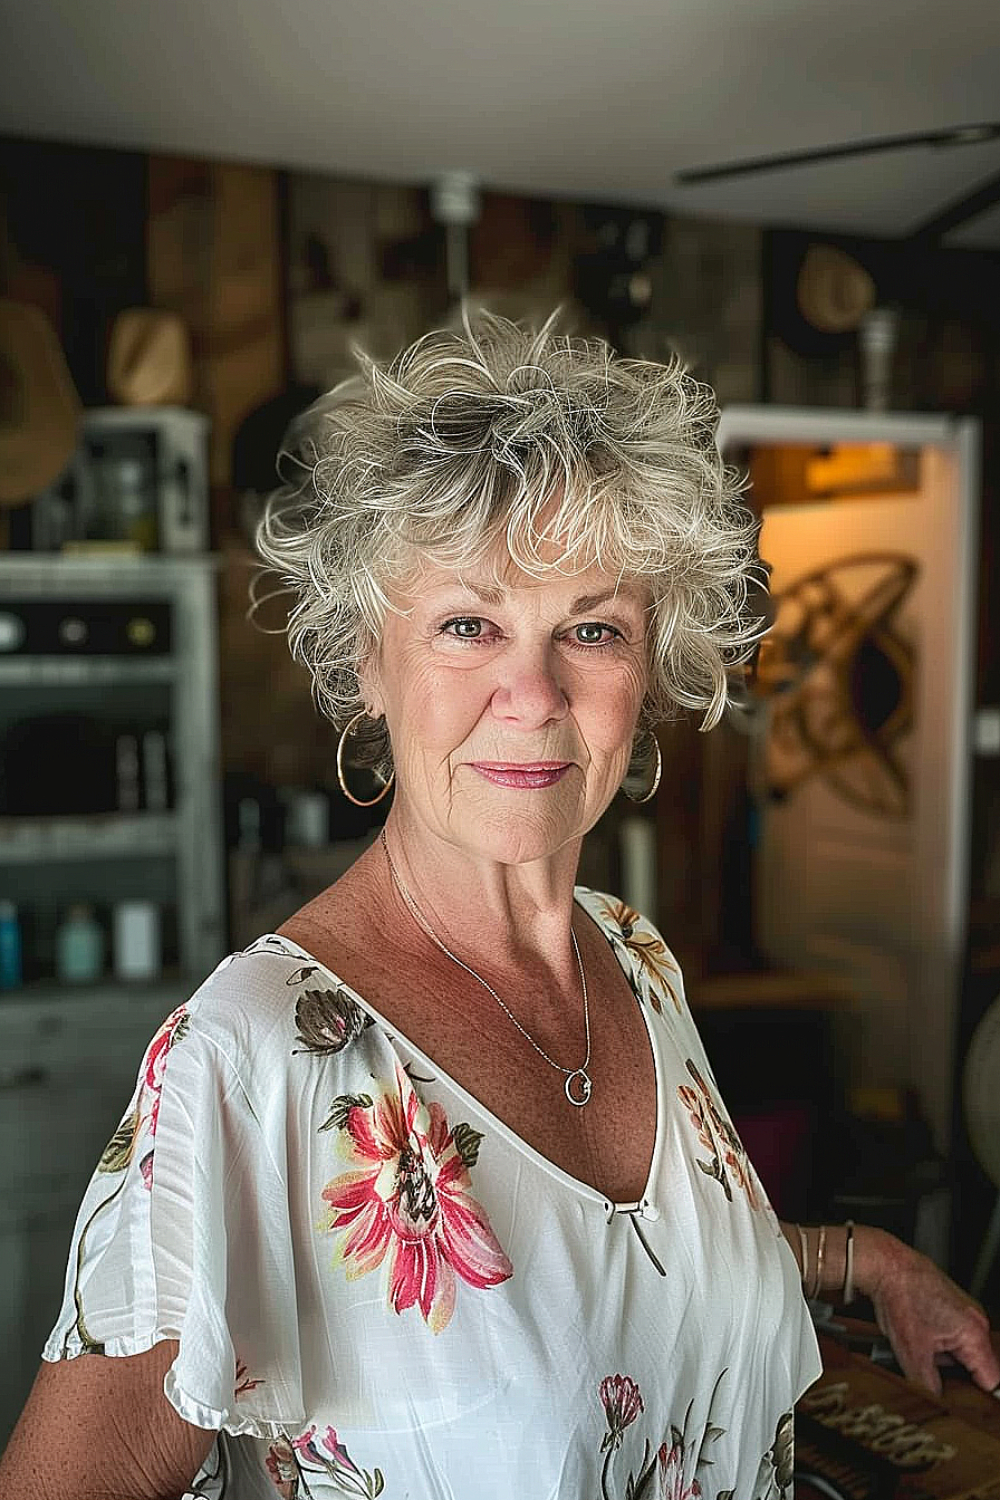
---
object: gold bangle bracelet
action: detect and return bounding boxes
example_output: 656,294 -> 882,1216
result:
813,1224 -> 827,1300
842,1220 -> 855,1305
796,1223 -> 809,1294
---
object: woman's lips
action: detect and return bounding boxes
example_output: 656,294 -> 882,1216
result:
470,762 -> 572,789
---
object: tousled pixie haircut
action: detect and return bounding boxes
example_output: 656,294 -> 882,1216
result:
255,308 -> 765,767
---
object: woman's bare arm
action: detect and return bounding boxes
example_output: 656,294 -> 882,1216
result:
0,1341 -> 216,1500
780,1218 -> 1000,1395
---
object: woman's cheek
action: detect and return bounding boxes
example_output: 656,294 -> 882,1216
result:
603,664 -> 647,730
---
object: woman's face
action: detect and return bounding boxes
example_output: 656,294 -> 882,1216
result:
364,554 -> 649,866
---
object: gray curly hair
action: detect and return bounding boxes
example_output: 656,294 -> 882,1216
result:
254,308 -> 764,767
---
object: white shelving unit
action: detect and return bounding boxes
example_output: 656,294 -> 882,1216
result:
0,657 -> 177,686
0,553 -> 225,975
0,811 -> 179,862
0,552 -> 227,1443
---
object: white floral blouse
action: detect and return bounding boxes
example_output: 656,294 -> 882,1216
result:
44,888 -> 821,1499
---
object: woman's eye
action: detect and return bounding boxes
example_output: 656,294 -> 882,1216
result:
442,617 -> 488,639
439,617 -> 622,646
573,622 -> 621,646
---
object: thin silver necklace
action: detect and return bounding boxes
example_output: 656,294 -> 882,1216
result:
380,830 -> 593,1106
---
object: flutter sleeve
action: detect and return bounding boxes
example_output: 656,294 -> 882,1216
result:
43,991 -> 307,1439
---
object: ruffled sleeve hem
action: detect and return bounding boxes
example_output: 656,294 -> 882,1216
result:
41,1327 -> 169,1364
163,1364 -> 305,1440
41,989 -> 309,1444
41,1327 -> 304,1440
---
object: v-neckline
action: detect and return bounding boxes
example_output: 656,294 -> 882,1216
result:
259,887 -> 666,1215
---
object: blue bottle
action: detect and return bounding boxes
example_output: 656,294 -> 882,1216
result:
0,900 -> 23,990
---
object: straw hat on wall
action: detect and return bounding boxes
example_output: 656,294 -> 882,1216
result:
0,298 -> 81,506
796,244 -> 876,334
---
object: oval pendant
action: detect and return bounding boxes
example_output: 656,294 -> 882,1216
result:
565,1069 -> 592,1107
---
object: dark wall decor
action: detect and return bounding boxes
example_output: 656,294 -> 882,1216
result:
756,553 -> 918,817
0,135 -> 147,407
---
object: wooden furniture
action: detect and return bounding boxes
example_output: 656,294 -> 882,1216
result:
800,1330 -> 1000,1498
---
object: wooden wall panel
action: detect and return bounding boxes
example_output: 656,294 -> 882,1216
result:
147,156 -> 284,490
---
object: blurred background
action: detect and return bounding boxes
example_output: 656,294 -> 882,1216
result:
2,0 -> 1000,1448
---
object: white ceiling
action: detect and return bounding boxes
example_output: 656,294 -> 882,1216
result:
4,0 -> 1000,246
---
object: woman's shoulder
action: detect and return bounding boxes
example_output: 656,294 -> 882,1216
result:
575,885 -> 688,1019
173,933 -> 377,1083
573,884 -> 672,950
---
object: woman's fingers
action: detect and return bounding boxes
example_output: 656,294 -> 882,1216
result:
948,1309 -> 1000,1392
871,1247 -> 1000,1396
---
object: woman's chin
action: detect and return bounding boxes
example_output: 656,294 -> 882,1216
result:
443,809 -> 588,868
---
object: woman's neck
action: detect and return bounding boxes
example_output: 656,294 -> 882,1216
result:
374,807 -> 584,979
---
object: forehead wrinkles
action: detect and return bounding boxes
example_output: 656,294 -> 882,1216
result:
465,550 -> 652,614
405,565 -> 650,616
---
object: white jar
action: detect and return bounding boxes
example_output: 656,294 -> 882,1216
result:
113,900 -> 161,980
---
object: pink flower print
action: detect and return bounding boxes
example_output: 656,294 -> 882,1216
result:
96,1005 -> 189,1185
292,1425 -> 358,1474
320,1062 -> 513,1333
264,1438 -> 299,1499
291,1425 -> 326,1461
600,1374 -> 645,1451
657,1439 -> 702,1500
284,1424 -> 384,1498
318,1426 -> 361,1472
234,1357 -> 264,1399
143,1004 -> 190,1137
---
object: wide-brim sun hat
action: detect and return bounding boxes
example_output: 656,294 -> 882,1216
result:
796,244 -> 876,334
0,298 -> 81,506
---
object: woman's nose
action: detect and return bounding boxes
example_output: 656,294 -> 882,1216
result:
490,643 -> 569,727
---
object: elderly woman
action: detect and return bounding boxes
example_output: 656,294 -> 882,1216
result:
2,311 -> 997,1499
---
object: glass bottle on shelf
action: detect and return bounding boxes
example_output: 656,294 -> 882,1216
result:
0,900 -> 23,990
92,439 -> 158,551
55,903 -> 105,984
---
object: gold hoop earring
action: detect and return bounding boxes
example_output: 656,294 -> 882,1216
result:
336,710 -> 395,808
623,732 -> 662,804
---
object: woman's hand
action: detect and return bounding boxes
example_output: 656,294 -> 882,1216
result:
858,1226 -> 1000,1396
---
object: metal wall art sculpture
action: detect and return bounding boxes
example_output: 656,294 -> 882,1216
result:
755,553 -> 918,817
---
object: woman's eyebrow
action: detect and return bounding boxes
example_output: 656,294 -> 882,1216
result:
569,587 -> 645,613
431,582 -> 644,612
457,581 -> 506,605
